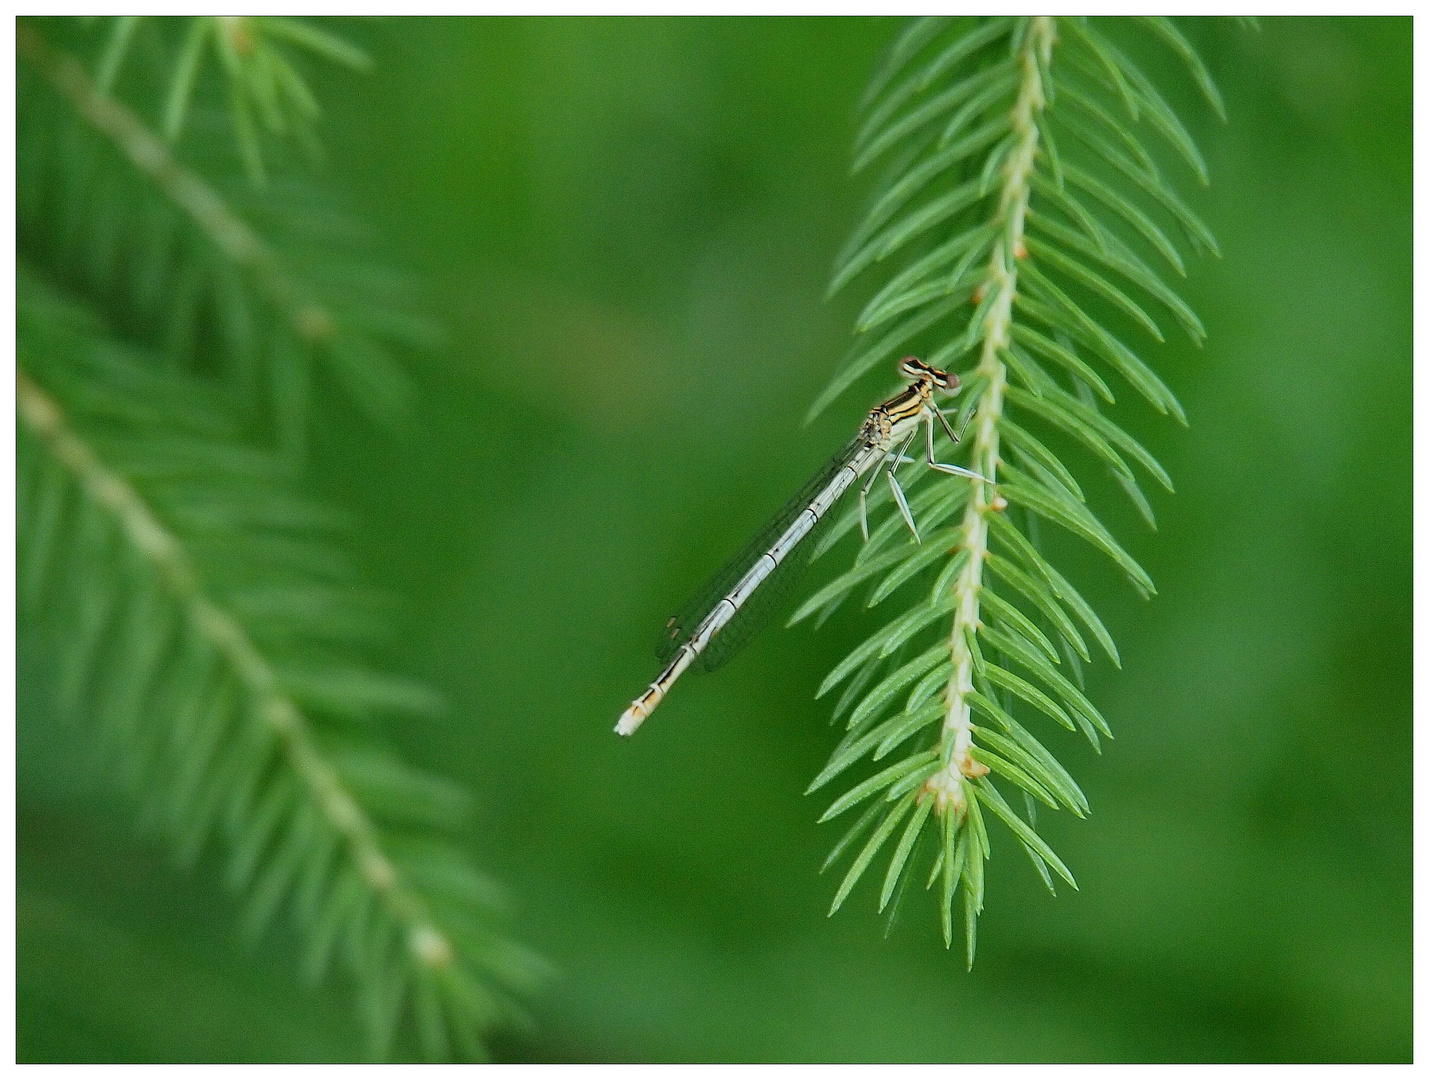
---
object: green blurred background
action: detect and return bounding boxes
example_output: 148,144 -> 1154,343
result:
17,16 -> 1411,1062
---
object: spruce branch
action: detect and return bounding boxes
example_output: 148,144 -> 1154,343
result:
89,15 -> 371,183
18,19 -> 424,454
16,16 -> 537,1053
16,282 -> 541,1057
19,22 -> 337,349
808,15 -> 1224,960
18,368 -> 428,938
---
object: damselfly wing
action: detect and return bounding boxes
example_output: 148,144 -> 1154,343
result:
656,438 -> 859,674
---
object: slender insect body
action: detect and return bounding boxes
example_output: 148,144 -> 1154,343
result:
616,358 -> 982,737
729,554 -> 777,607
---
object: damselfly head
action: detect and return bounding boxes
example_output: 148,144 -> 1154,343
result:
896,356 -> 958,392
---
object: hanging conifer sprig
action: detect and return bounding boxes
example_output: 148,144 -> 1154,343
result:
802,16 -> 1223,962
16,17 -> 538,1058
18,19 -> 430,459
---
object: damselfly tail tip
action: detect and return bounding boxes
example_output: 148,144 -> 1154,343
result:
615,706 -> 646,737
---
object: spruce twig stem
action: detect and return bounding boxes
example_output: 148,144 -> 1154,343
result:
928,17 -> 1054,815
16,365 -> 453,972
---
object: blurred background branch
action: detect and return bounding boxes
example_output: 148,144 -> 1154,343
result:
18,23 -> 339,349
16,16 -> 539,1061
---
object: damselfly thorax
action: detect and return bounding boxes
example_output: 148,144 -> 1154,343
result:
616,356 -> 982,737
862,357 -> 950,446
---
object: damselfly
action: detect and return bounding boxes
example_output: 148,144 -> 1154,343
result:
616,356 -> 984,736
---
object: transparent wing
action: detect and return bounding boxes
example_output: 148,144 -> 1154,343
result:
657,438 -> 864,672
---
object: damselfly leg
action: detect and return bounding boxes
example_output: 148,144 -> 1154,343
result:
858,451 -> 890,542
932,403 -> 962,444
924,411 -> 986,482
886,428 -> 921,543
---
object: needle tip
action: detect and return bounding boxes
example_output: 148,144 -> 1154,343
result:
615,708 -> 645,736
